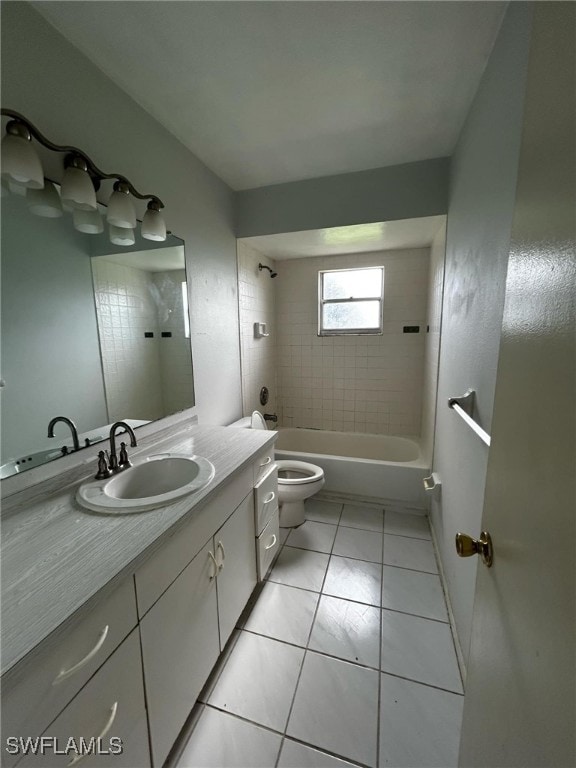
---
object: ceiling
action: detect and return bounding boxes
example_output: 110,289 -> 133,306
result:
241,215 -> 446,260
34,1 -> 506,191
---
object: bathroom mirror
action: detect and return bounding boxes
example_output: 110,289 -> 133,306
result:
1,188 -> 195,479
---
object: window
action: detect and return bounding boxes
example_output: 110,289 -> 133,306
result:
318,267 -> 384,335
181,281 -> 190,338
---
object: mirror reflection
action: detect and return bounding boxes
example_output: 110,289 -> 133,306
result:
1,189 -> 194,479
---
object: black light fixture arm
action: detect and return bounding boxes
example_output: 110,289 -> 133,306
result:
1,108 -> 164,209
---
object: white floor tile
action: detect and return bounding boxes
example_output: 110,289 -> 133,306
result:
279,528 -> 291,547
380,674 -> 464,767
384,510 -> 431,540
269,546 -> 329,592
287,520 -> 338,553
305,499 -> 343,524
323,555 -> 382,606
176,706 -> 282,768
309,595 -> 381,668
287,652 -> 379,767
243,582 -> 319,646
340,504 -> 384,532
278,739 -> 358,768
381,566 -> 448,621
332,526 -> 383,563
208,632 -> 304,731
383,534 -> 438,574
381,610 -> 462,693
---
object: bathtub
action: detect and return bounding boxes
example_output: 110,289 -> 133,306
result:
274,428 -> 430,509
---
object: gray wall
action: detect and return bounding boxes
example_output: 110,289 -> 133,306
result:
1,195 -> 108,460
235,158 -> 450,237
430,2 -> 533,670
1,2 -> 242,429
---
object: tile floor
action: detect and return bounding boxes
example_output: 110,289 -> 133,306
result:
174,499 -> 464,768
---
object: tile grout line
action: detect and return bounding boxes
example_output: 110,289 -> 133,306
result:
277,499 -> 343,765
377,505 -> 386,768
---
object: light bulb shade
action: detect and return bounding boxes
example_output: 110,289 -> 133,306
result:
141,207 -> 167,241
109,224 -> 135,246
8,179 -> 28,196
61,166 -> 97,212
27,181 -> 63,218
107,187 -> 136,228
1,132 -> 44,189
73,208 -> 104,234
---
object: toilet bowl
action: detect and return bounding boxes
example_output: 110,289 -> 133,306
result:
275,459 -> 325,527
228,411 -> 325,527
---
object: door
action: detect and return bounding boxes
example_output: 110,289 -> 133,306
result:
215,494 -> 257,648
459,6 -> 575,766
140,540 -> 220,767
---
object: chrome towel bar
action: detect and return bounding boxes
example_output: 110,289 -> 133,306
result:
448,389 -> 491,447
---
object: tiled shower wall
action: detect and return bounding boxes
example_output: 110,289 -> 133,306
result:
237,242 -> 278,420
420,224 -> 446,459
92,261 -> 193,422
276,249 -> 430,436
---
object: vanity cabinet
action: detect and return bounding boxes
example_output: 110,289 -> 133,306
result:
1,579 -> 137,768
17,629 -> 149,768
138,493 -> 256,766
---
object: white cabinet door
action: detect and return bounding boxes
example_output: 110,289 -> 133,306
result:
140,540 -> 219,768
214,495 -> 257,649
16,629 -> 149,768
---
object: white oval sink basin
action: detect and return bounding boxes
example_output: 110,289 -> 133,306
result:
76,453 -> 215,513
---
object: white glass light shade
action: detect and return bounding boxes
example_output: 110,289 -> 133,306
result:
109,224 -> 135,246
107,187 -> 136,228
8,179 -> 28,196
61,166 -> 97,212
27,181 -> 63,218
73,208 -> 104,234
141,207 -> 167,241
1,132 -> 44,189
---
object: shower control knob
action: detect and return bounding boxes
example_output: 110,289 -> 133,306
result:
455,531 -> 494,568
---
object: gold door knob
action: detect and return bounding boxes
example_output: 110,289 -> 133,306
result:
455,531 -> 494,568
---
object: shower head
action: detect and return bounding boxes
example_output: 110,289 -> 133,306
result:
258,262 -> 278,278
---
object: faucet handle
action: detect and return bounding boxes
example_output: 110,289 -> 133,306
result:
118,442 -> 132,470
95,451 -> 112,480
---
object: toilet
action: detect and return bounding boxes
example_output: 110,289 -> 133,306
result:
229,411 -> 325,527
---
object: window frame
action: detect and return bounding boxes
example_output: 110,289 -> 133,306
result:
318,266 -> 384,336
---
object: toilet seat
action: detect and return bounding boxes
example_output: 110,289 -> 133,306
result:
276,460 -> 324,485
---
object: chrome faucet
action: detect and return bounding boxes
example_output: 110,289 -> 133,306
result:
108,421 -> 137,473
47,416 -> 80,452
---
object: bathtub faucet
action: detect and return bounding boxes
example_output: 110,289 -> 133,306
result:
264,413 -> 278,423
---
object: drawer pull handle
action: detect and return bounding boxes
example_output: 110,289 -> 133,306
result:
216,540 -> 225,570
265,534 -> 277,551
53,625 -> 109,685
259,456 -> 272,467
208,550 -> 218,580
68,702 -> 118,766
263,491 -> 276,505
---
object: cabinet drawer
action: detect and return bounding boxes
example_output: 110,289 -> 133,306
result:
16,629 -> 149,768
254,450 -> 275,485
2,579 -> 137,767
135,466 -> 253,616
254,467 -> 278,536
256,509 -> 280,581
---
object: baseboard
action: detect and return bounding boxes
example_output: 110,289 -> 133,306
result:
428,518 -> 467,687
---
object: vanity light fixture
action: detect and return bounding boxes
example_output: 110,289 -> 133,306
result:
1,108 -> 167,243
1,119 -> 44,189
26,180 -> 63,218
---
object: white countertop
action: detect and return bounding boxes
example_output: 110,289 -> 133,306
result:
0,424 -> 276,676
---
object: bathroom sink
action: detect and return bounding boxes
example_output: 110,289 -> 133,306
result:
76,453 -> 215,513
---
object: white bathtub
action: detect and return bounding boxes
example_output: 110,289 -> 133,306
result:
274,428 -> 430,509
